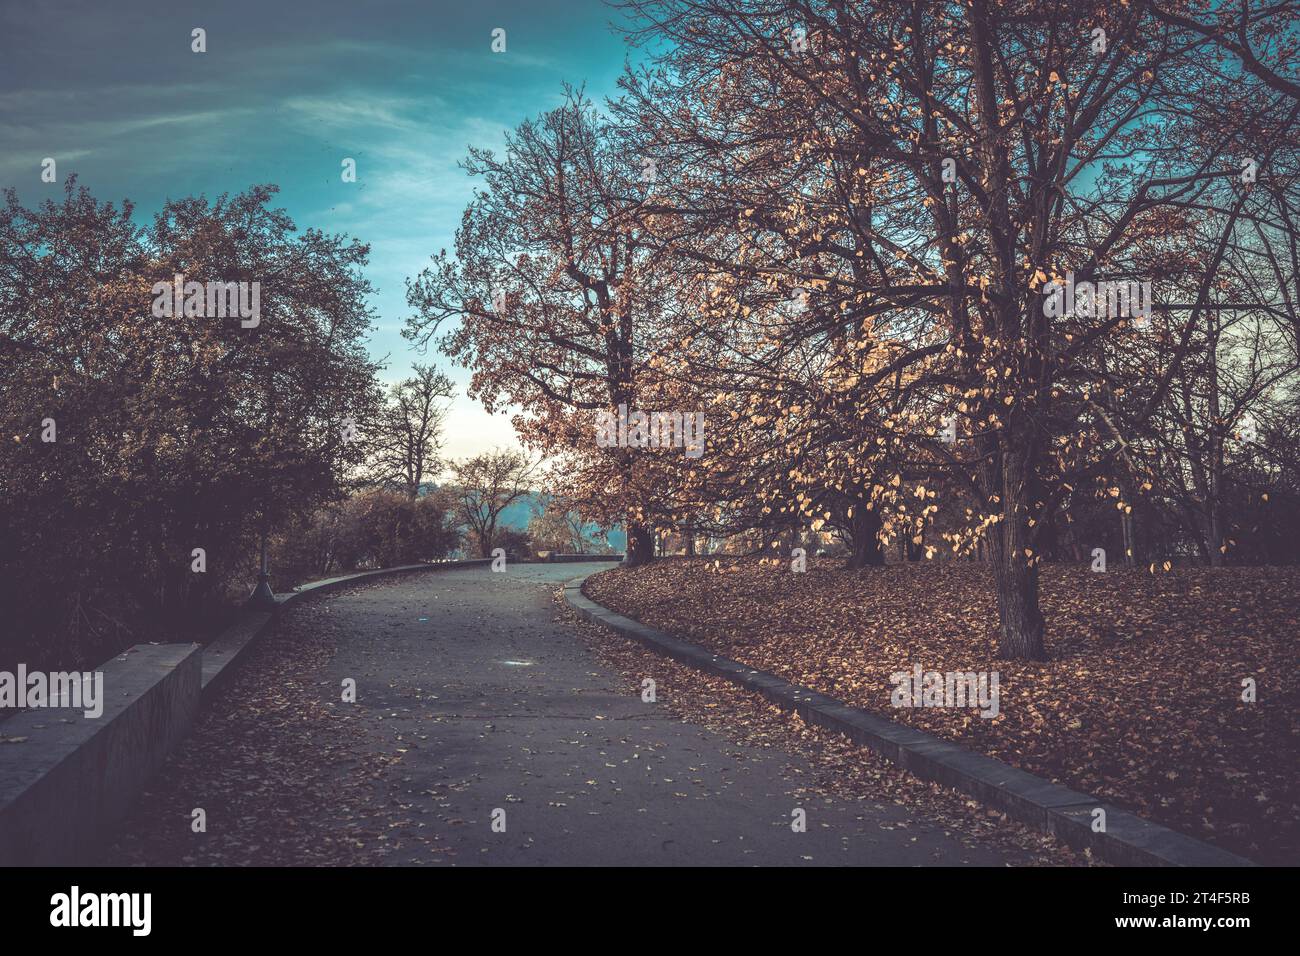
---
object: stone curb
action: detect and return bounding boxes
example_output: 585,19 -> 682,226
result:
563,574 -> 1258,868
542,553 -> 625,563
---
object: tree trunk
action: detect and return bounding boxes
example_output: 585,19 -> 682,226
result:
844,508 -> 885,569
624,521 -> 656,567
991,552 -> 1046,660
904,516 -> 926,561
1206,317 -> 1225,566
987,448 -> 1047,660
967,1 -> 1048,661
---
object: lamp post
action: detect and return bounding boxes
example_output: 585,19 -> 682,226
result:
245,527 -> 277,610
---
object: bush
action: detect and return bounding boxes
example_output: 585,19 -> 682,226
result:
492,527 -> 533,560
271,489 -> 461,585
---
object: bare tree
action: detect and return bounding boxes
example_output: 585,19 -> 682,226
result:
367,364 -> 455,498
449,448 -> 540,557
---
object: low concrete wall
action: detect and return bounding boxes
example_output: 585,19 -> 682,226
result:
0,643 -> 202,866
283,559 -> 491,604
543,553 -> 624,563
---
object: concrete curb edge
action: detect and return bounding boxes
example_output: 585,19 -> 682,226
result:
563,573 -> 1258,868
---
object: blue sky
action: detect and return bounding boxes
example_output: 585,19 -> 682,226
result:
0,0 -> 639,460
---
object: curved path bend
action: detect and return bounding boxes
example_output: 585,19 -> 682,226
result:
106,563 -> 1011,866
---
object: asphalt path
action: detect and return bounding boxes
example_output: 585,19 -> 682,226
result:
310,562 -> 1008,866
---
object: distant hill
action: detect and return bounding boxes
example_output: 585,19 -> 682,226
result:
420,485 -> 624,551
499,492 -> 626,550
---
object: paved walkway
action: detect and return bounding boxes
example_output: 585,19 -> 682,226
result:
305,562 -> 1006,865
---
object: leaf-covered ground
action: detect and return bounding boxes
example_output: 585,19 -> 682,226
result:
584,559 -> 1298,865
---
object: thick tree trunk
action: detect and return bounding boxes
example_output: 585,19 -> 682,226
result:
990,552 -> 1046,660
966,1 -> 1048,661
844,508 -> 885,569
987,447 -> 1048,660
623,521 -> 656,567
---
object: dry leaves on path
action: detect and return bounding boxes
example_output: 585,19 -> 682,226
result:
102,588 -> 419,866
